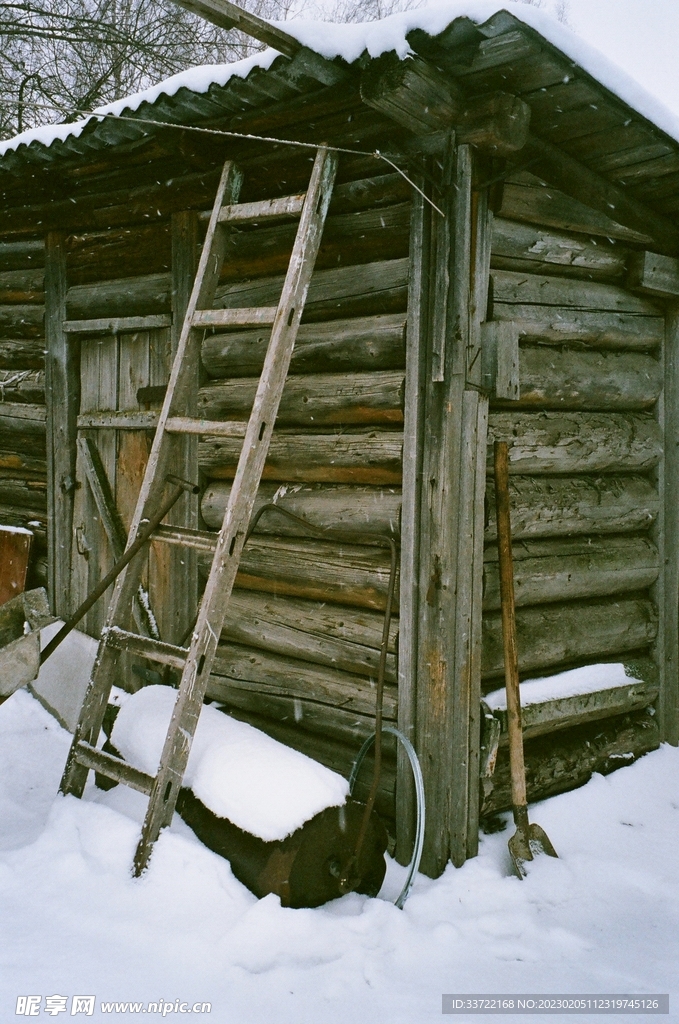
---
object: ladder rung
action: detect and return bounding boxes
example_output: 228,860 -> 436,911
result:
104,627 -> 188,669
216,193 -> 306,224
153,524 -> 218,553
192,307 -> 277,328
165,416 -> 247,437
74,741 -> 154,795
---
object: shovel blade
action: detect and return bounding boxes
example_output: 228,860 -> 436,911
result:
508,823 -> 558,879
508,827 -> 533,879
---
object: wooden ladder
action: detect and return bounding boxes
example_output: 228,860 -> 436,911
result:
59,146 -> 339,875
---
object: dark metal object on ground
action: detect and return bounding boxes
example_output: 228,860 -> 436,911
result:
176,788 -> 388,908
493,440 -> 558,878
40,475 -> 198,666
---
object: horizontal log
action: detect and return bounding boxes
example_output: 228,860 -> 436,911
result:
0,400 -> 45,433
218,202 -> 410,283
0,449 -> 46,474
0,268 -> 44,303
491,217 -> 628,281
627,250 -> 679,298
484,474 -> 659,541
0,305 -> 44,338
212,640 -> 396,718
487,677 -> 658,742
216,705 -> 396,820
482,596 -> 658,679
490,269 -> 660,315
220,592 -> 397,681
0,338 -> 45,370
198,371 -> 405,427
483,535 -> 659,610
65,272 -> 171,320
201,312 -> 407,378
211,533 -> 397,611
360,53 -> 467,134
482,709 -> 659,817
505,348 -> 662,410
490,301 -> 662,349
65,223 -> 171,286
214,258 -> 409,324
200,431 -> 403,483
0,372 -> 45,405
63,314 -> 172,334
0,477 -> 46,511
498,171 -> 654,245
487,411 -> 662,474
360,54 -> 530,154
208,683 -> 390,748
201,481 -> 401,536
0,240 -> 44,272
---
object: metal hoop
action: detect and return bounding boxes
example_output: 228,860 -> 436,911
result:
350,725 -> 425,909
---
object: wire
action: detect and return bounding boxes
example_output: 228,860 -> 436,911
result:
16,99 -> 446,218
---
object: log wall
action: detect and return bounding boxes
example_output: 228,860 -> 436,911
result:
8,143 -> 664,849
0,241 -> 47,589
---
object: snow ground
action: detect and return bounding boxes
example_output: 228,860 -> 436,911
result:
0,688 -> 677,1022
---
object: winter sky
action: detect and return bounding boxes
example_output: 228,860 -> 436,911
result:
555,0 -> 679,117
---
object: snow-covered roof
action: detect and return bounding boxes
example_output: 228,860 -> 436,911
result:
2,0 -> 679,167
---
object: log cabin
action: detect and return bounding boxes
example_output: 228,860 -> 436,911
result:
1,2 -> 678,878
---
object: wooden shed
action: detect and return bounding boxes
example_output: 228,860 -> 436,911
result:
1,3 -> 678,878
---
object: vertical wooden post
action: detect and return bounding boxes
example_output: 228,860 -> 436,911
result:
416,139 -> 469,877
395,167 -> 430,865
163,210 -> 200,644
414,142 -> 492,876
45,232 -> 78,618
656,305 -> 679,744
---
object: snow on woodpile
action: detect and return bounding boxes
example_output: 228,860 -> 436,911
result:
484,662 -> 645,711
3,0 -> 679,157
111,685 -> 349,841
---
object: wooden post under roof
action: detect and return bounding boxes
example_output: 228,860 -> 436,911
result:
395,165 -> 429,865
656,304 -> 679,744
45,232 -> 78,617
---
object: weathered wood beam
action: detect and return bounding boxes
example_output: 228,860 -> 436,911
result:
201,312 -> 406,378
491,217 -> 628,282
396,168 -> 428,864
482,709 -> 658,817
199,431 -> 403,484
486,677 -> 658,742
656,304 -> 679,744
219,592 -> 397,680
202,535 -> 398,611
518,134 -> 679,256
628,251 -> 679,299
485,474 -> 658,541
198,370 -> 405,427
169,0 -> 300,54
201,480 -> 401,536
482,596 -> 658,680
360,53 -> 530,155
483,535 -> 659,611
506,348 -> 662,411
487,411 -> 662,475
44,233 -> 77,617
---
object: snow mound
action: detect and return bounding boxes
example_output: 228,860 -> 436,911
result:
111,685 -> 349,842
484,662 -> 644,711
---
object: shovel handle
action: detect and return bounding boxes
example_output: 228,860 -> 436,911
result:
493,441 -> 528,814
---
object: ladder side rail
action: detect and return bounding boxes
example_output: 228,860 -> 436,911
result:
132,147 -> 339,874
101,160 -> 243,634
60,161 -> 242,799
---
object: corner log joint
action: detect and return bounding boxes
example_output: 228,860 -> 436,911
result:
360,53 -> 530,156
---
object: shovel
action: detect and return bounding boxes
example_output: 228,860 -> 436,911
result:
493,441 -> 558,878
